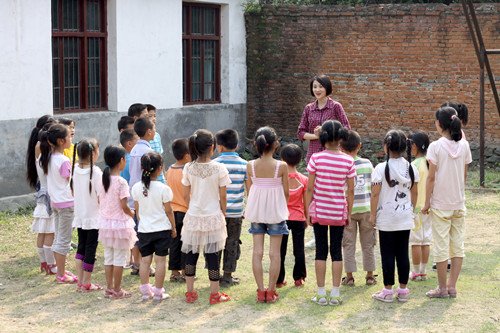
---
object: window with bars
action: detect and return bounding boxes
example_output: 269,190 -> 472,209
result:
51,0 -> 107,112
182,3 -> 221,104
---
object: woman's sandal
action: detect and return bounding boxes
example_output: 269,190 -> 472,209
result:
447,287 -> 457,298
56,274 -> 78,284
111,289 -> 132,300
365,276 -> 377,286
104,288 -> 115,299
81,283 -> 103,292
185,291 -> 198,303
341,276 -> 355,286
265,290 -> 279,303
209,292 -> 231,305
256,289 -> 267,303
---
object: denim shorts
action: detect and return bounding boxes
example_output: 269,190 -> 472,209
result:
249,221 -> 289,236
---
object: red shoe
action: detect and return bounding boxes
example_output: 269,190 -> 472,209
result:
256,289 -> 266,303
209,292 -> 231,305
294,278 -> 305,287
276,281 -> 287,288
40,262 -> 47,273
266,289 -> 279,303
45,264 -> 57,275
185,291 -> 198,303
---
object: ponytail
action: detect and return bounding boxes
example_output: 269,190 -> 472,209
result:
89,145 -> 94,194
102,145 -> 126,193
253,126 -> 278,156
188,134 -> 200,161
383,130 -> 409,188
26,115 -> 56,188
39,130 -> 52,175
70,141 -> 79,192
450,116 -> 462,142
188,129 -> 215,161
102,166 -> 111,193
407,139 -> 415,189
319,120 -> 347,147
140,152 -> 163,196
255,134 -> 268,156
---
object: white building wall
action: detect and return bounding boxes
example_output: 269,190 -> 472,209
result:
0,0 -> 52,121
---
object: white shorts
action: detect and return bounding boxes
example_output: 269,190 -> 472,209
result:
104,247 -> 129,267
409,212 -> 432,246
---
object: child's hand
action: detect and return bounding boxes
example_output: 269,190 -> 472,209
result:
313,126 -> 321,138
346,216 -> 351,226
421,204 -> 430,215
171,229 -> 177,239
306,215 -> 313,227
369,215 -> 376,228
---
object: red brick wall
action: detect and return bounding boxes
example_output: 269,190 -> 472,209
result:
245,4 -> 500,147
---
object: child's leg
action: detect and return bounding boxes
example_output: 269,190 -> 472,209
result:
431,209 -> 453,290
252,234 -> 265,291
154,255 -> 167,289
329,226 -> 344,290
421,245 -> 430,273
313,224 -> 328,290
276,232 -> 288,284
75,228 -> 86,283
36,233 -> 46,267
206,252 -> 221,294
152,230 -> 170,289
358,213 -> 376,277
140,255 -> 153,285
112,248 -> 129,292
411,245 -> 422,266
379,230 -> 396,289
104,247 -> 114,290
342,215 -> 358,279
82,230 -> 99,287
268,235 -> 282,290
290,221 -> 306,281
52,207 -> 74,277
169,212 -> 185,276
394,230 -> 410,289
447,210 -> 466,290
222,217 -> 243,279
43,233 -> 56,272
184,251 -> 200,292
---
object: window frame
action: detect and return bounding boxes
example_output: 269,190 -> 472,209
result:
51,0 -> 108,113
182,2 -> 221,105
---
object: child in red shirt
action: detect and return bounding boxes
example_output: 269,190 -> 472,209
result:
276,144 -> 308,288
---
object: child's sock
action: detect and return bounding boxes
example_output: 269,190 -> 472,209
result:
413,264 -> 420,273
317,287 -> 326,296
420,263 -> 427,274
37,247 -> 46,263
330,287 -> 340,298
43,245 -> 55,265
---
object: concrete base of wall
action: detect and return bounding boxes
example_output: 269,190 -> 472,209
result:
1,103 -> 246,207
0,194 -> 34,212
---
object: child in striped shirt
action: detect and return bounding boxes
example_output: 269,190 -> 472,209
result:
340,130 -> 376,286
305,120 -> 355,306
214,129 -> 248,286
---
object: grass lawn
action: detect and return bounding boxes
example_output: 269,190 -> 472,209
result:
0,174 -> 499,332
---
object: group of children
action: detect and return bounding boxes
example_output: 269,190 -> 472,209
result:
25,101 -> 472,305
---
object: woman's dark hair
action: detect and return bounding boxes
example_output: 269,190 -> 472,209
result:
280,144 -> 302,167
436,106 -> 462,142
383,130 -> 415,188
254,126 -> 278,157
140,152 -> 163,196
102,145 -> 126,193
319,120 -> 349,147
441,101 -> 468,126
310,74 -> 333,97
58,117 -> 75,126
71,138 -> 99,194
188,129 -> 215,161
39,123 -> 69,175
26,115 -> 56,188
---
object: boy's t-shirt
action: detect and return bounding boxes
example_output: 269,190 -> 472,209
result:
131,180 -> 173,233
128,139 -> 153,207
352,156 -> 373,215
214,152 -> 248,218
166,165 -> 188,213
120,152 -> 131,183
149,132 -> 166,183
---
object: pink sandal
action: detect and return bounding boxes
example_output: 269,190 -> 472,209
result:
111,289 -> 132,299
80,283 -> 103,292
56,274 -> 78,284
104,288 -> 115,299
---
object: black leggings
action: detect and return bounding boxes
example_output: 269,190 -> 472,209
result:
379,230 -> 410,286
313,224 -> 344,261
76,228 -> 99,272
278,221 -> 306,283
168,212 -> 186,271
184,251 -> 220,281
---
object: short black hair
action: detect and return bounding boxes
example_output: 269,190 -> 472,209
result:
128,103 -> 147,118
117,116 -> 135,131
134,117 -> 153,137
120,129 -> 137,147
215,129 -> 239,150
58,117 -> 75,126
340,130 -> 361,152
280,144 -> 302,167
171,138 -> 189,161
310,75 -> 333,97
146,104 -> 156,112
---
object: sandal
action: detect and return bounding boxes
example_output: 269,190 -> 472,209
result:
111,289 -> 132,299
311,294 -> 329,306
81,283 -> 103,292
185,291 -> 198,303
294,278 -> 305,287
329,296 -> 342,306
365,276 -> 377,286
56,274 -> 78,284
426,287 -> 449,299
40,262 -> 47,273
447,287 -> 457,298
256,289 -> 266,303
45,264 -> 57,275
209,292 -> 231,305
276,281 -> 287,288
104,288 -> 115,299
341,276 -> 355,286
372,289 -> 394,303
170,274 -> 186,283
265,289 -> 279,303
220,276 -> 240,287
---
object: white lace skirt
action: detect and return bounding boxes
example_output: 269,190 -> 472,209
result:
31,203 -> 55,233
181,211 -> 227,254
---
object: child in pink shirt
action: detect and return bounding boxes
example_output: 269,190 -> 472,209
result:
276,144 -> 308,288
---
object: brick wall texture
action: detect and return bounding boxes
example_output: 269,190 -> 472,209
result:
245,3 -> 500,148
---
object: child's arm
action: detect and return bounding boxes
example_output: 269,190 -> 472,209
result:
245,163 -> 252,192
280,162 -> 289,202
305,174 -> 315,227
464,164 -> 468,184
411,182 -> 418,209
134,201 -> 140,221
183,185 -> 191,207
369,184 -> 381,227
121,198 -> 135,218
422,162 -> 436,215
302,190 -> 308,228
219,186 -> 227,216
163,202 -> 177,239
346,177 -> 355,225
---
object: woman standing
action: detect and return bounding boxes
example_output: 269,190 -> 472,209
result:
297,75 -> 351,164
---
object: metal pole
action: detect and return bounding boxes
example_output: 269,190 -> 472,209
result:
479,50 -> 485,187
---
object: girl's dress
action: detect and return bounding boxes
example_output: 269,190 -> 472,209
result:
244,160 -> 289,224
181,161 -> 231,254
32,157 -> 55,233
98,175 -> 137,250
